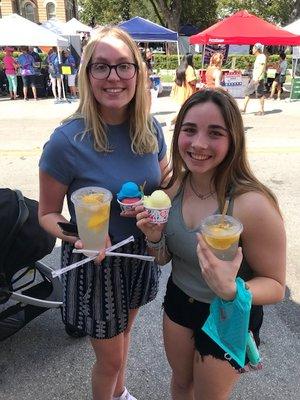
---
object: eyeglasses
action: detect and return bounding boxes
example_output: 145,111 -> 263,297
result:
89,62 -> 138,80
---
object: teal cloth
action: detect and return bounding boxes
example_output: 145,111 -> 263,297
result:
202,277 -> 252,368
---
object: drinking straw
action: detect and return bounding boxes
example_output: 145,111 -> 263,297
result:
73,249 -> 155,261
52,236 -> 135,277
220,199 -> 229,226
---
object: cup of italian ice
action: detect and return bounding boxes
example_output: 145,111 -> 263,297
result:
143,190 -> 171,223
117,181 -> 143,212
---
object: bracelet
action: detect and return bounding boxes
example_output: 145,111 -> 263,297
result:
146,234 -> 166,250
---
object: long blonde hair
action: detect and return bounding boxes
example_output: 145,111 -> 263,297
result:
65,26 -> 158,154
165,88 -> 281,214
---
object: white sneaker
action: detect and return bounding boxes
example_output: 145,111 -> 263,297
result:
113,387 -> 137,400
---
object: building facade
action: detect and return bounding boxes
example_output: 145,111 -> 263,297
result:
0,0 -> 78,22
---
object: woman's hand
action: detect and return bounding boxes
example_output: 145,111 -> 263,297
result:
196,233 -> 243,301
136,205 -> 165,243
74,234 -> 112,265
120,208 -> 140,218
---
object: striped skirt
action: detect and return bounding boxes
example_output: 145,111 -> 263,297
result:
61,236 -> 160,339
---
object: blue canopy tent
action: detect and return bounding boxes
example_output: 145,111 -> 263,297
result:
119,16 -> 180,64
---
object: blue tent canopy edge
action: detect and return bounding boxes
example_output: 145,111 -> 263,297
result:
119,16 -> 178,42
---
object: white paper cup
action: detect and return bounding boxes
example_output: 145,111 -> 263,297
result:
117,198 -> 143,212
144,206 -> 171,223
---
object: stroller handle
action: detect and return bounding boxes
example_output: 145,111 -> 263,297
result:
10,291 -> 63,308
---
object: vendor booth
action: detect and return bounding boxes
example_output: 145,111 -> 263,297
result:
119,16 -> 179,63
189,10 -> 300,98
284,19 -> 300,100
0,14 -> 68,98
119,17 -> 179,97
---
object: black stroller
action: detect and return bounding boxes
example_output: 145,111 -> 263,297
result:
0,188 -> 81,341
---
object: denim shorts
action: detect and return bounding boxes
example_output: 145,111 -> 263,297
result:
22,75 -> 36,87
244,79 -> 265,98
163,277 -> 263,371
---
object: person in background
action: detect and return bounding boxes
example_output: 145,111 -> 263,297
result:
28,46 -> 41,74
17,46 -> 38,101
136,88 -> 286,400
205,52 -> 223,88
39,26 -> 168,400
144,48 -> 154,74
3,47 -> 18,100
269,52 -> 288,100
241,43 -> 267,116
63,49 -> 78,99
47,47 -> 62,104
170,53 -> 197,126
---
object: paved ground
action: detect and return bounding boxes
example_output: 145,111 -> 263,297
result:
0,92 -> 299,400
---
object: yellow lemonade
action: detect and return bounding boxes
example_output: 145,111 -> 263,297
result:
71,187 -> 112,251
200,215 -> 243,261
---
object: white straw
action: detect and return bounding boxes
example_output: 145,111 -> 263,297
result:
52,236 -> 135,278
105,252 -> 155,261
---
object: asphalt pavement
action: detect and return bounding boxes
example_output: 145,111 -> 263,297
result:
0,91 -> 299,400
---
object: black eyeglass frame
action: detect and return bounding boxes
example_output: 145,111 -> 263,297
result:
89,62 -> 139,80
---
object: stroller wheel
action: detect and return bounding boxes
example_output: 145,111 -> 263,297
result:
64,324 -> 87,338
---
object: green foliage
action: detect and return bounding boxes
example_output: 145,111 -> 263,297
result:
181,0 -> 218,30
78,0 -> 159,26
153,53 -> 293,71
216,0 -> 295,25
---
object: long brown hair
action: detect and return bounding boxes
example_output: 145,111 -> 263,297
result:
165,88 -> 280,213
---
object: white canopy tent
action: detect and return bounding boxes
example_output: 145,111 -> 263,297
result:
63,18 -> 92,34
0,14 -> 68,47
284,19 -> 300,76
0,14 -> 69,100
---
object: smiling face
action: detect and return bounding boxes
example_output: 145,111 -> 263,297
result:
89,35 -> 137,123
178,101 -> 230,179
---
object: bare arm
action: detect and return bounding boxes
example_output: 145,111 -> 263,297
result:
196,191 -> 286,304
159,153 -> 171,187
235,192 -> 286,305
214,69 -> 222,87
38,170 -> 77,243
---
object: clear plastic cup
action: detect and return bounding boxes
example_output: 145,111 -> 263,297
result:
71,187 -> 112,252
200,214 -> 243,261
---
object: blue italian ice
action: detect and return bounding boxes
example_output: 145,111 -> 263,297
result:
117,182 -> 142,201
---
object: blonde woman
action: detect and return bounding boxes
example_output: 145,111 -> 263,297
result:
39,26 -> 168,400
136,89 -> 286,400
205,52 -> 223,88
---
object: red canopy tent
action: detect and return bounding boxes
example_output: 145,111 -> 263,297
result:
189,10 -> 300,46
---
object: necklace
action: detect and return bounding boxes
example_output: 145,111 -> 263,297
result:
189,175 -> 215,200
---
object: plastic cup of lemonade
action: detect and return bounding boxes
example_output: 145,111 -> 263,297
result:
71,187 -> 112,253
200,214 -> 243,261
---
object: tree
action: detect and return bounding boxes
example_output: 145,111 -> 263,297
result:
216,0 -> 295,26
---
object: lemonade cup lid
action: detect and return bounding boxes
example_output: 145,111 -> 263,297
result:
200,214 -> 243,237
71,186 -> 112,204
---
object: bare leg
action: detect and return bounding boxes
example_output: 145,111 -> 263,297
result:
90,308 -> 139,400
193,353 -> 239,400
32,86 -> 37,100
259,95 -> 265,114
57,78 -> 62,99
277,84 -> 282,100
51,77 -> 57,99
113,309 -> 139,397
241,95 -> 250,113
23,86 -> 28,99
90,334 -> 124,400
163,313 -> 195,400
270,81 -> 277,99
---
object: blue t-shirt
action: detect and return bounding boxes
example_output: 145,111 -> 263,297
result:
39,117 -> 167,243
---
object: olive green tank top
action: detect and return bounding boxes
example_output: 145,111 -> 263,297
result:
165,187 -> 253,303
